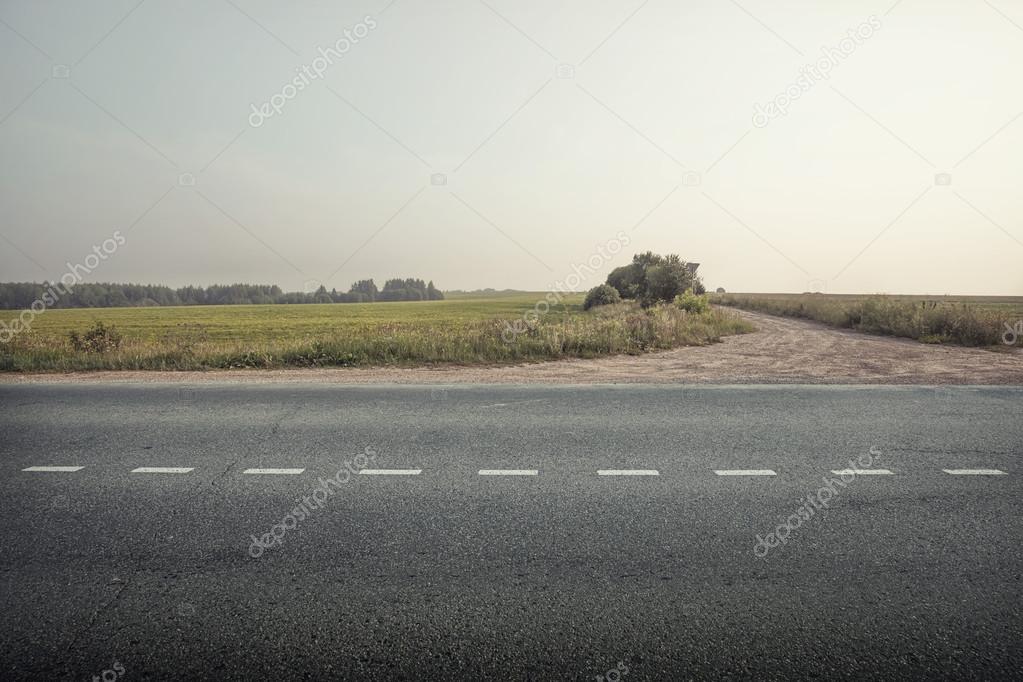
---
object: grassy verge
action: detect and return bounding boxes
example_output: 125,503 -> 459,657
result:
711,293 -> 1023,348
0,295 -> 753,371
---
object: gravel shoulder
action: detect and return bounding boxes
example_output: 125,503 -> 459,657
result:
2,310 -> 1021,385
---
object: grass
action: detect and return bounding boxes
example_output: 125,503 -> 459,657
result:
0,292 -> 753,372
711,292 -> 1023,348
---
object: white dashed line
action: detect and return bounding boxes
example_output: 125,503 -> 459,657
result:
478,469 -> 538,476
22,466 -> 84,472
598,470 -> 659,476
131,467 -> 194,474
20,465 -> 1010,479
714,469 -> 776,476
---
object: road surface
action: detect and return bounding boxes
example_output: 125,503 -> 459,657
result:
1,384 -> 1020,680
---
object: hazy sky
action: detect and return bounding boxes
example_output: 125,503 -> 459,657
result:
1,0 -> 1021,295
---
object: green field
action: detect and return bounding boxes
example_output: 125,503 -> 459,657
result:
10,293 -> 583,342
711,293 -> 1023,347
0,292 -> 753,371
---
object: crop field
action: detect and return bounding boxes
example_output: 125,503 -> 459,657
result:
0,292 -> 753,371
711,293 -> 1023,347
6,293 -> 582,342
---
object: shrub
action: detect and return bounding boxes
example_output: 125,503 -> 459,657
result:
675,289 -> 710,314
584,284 -> 622,310
68,322 -> 123,353
607,252 -> 702,305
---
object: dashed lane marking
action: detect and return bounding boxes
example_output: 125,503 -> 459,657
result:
15,467 -> 1011,478
714,469 -> 777,476
597,470 -> 659,476
131,467 -> 195,474
22,466 -> 84,472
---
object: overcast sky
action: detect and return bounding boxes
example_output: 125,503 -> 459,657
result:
1,0 -> 1021,295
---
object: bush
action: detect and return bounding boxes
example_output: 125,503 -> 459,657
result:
675,289 -> 710,314
607,252 -> 702,305
68,321 -> 123,353
584,284 -> 622,310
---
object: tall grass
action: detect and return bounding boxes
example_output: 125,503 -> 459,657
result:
712,293 -> 1022,347
0,301 -> 752,372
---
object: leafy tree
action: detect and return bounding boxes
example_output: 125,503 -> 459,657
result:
349,279 -> 379,302
604,252 -> 702,306
607,264 -> 643,300
583,284 -> 622,310
642,255 -> 690,306
379,278 -> 437,302
313,285 -> 333,304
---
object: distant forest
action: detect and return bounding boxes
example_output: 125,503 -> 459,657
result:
0,279 -> 444,309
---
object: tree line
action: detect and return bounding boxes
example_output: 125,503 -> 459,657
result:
0,278 -> 444,309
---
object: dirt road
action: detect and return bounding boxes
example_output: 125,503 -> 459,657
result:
3,310 -> 1022,385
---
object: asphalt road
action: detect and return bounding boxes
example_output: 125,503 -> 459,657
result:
1,383 -> 1021,680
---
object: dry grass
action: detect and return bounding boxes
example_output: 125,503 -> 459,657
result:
0,293 -> 753,372
711,293 -> 1023,347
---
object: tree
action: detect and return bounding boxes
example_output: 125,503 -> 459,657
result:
349,279 -> 378,302
641,255 -> 690,306
606,263 -> 644,299
607,251 -> 664,300
583,284 -> 621,310
604,252 -> 701,306
314,285 -> 332,304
